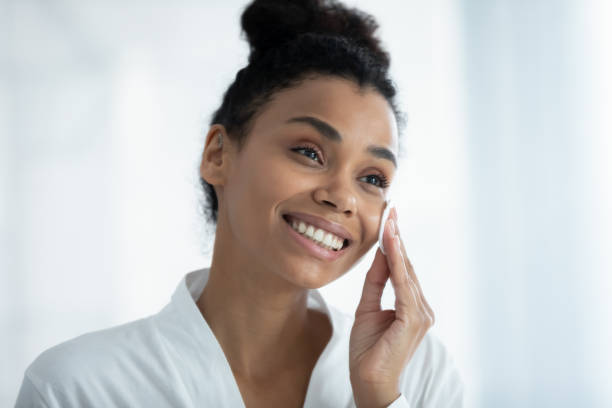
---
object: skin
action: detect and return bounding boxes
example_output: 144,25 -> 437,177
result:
198,75 -> 434,408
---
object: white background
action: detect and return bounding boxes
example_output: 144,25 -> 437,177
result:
1,0 -> 610,406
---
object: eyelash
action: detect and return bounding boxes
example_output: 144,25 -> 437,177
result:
291,145 -> 390,188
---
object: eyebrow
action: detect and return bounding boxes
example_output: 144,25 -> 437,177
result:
285,116 -> 397,168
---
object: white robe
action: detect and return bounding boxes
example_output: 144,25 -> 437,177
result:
15,268 -> 464,407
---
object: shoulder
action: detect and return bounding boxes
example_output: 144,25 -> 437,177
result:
23,316 -> 159,396
408,330 -> 459,373
400,330 -> 464,406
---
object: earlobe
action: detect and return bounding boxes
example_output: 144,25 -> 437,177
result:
200,126 -> 230,187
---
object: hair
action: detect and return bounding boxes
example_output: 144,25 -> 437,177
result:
200,0 -> 404,226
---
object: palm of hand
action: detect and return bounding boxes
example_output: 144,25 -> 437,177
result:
350,306 -> 407,385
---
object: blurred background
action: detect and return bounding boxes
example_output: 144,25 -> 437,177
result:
1,0 -> 610,406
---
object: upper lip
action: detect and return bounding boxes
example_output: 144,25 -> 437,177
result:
283,212 -> 353,242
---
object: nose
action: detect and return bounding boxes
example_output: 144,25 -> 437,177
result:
313,178 -> 357,215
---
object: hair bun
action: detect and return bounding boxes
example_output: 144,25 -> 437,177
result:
241,0 -> 389,66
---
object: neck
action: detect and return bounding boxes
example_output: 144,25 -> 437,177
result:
196,233 -> 322,380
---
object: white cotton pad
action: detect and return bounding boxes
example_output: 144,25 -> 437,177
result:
378,199 -> 394,255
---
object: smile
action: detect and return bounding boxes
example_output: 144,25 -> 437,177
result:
284,216 -> 349,252
282,217 -> 351,262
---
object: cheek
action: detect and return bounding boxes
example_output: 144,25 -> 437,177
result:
249,157 -> 300,204
228,153 -> 297,221
362,205 -> 385,249
371,212 -> 383,239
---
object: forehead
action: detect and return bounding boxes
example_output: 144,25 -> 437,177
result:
250,76 -> 399,151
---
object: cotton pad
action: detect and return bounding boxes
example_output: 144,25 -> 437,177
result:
378,199 -> 394,255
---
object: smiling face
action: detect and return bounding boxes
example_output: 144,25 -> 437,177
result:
211,75 -> 398,289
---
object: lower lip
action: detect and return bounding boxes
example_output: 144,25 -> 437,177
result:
283,218 -> 347,261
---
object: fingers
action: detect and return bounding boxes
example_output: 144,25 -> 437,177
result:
390,208 -> 435,326
384,218 -> 421,322
354,223 -> 392,317
386,209 -> 435,328
355,207 -> 435,333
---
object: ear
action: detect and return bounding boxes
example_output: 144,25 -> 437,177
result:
200,125 -> 233,189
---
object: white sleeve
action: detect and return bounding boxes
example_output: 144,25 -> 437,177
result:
14,374 -> 56,408
395,333 -> 465,408
386,393 -> 412,407
425,363 -> 464,407
388,366 -> 463,408
418,345 -> 464,408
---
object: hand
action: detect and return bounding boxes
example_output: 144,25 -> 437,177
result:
349,208 -> 435,408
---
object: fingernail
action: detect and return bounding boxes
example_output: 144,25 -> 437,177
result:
388,218 -> 396,236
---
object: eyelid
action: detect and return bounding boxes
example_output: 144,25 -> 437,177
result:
361,172 -> 391,189
361,163 -> 392,185
292,141 -> 325,164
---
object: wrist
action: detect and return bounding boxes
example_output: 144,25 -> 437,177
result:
350,377 -> 400,408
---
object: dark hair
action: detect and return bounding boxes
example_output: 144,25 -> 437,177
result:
200,0 -> 404,226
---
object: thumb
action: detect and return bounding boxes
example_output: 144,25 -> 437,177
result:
355,247 -> 391,317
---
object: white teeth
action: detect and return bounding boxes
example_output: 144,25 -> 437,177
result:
305,225 -> 315,238
287,217 -> 345,251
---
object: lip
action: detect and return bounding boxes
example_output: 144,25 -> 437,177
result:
282,212 -> 353,242
283,219 -> 349,261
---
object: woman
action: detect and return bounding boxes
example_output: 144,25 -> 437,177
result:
16,0 -> 463,407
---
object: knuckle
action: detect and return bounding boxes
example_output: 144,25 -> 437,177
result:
407,310 -> 420,324
416,313 -> 428,327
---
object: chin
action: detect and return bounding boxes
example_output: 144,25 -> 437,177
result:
280,261 -> 345,290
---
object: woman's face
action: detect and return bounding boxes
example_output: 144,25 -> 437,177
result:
219,76 -> 398,289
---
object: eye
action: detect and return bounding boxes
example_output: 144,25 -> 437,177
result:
291,144 -> 390,188
360,174 -> 390,188
291,145 -> 323,163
